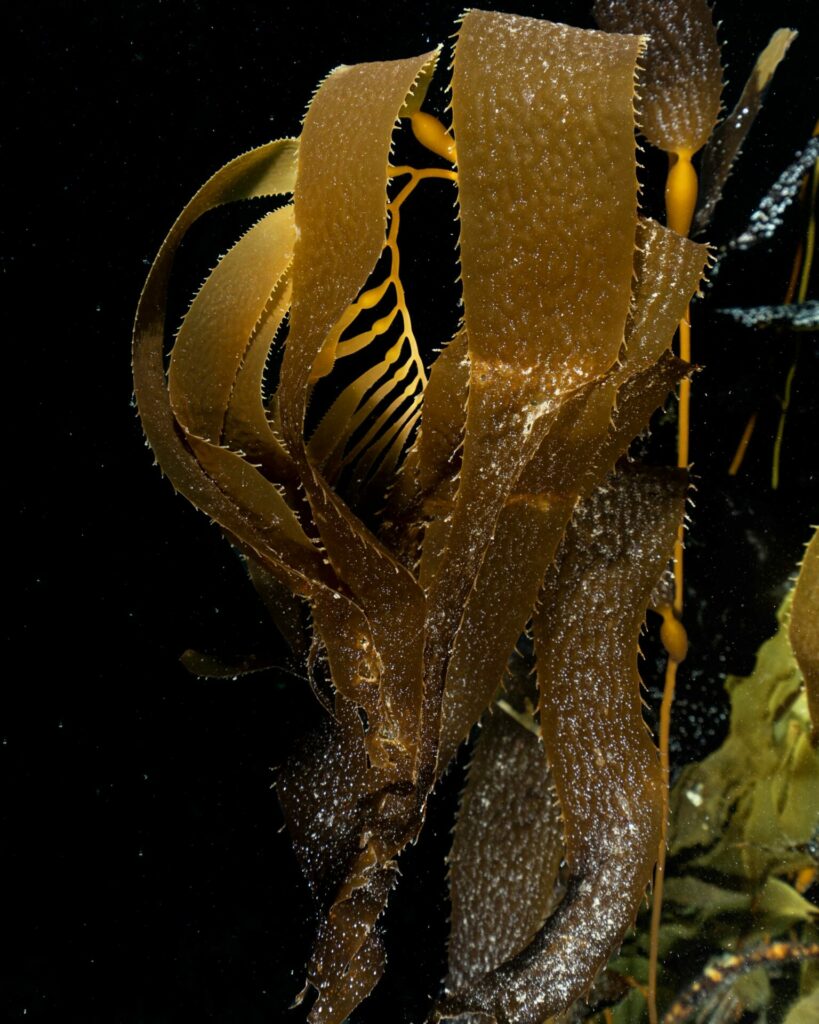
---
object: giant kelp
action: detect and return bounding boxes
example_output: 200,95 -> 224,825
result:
132,5 -> 814,1024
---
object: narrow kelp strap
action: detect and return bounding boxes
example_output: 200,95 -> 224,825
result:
168,204 -> 296,465
131,137 -> 393,742
421,11 -> 643,784
132,138 -> 341,594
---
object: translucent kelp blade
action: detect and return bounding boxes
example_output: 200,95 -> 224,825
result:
276,52 -> 439,1024
436,466 -> 684,1024
357,392 -> 423,508
307,344 -> 403,473
278,51 -> 438,778
308,311 -> 426,486
222,274 -> 294,475
276,696 -> 396,1023
423,11 -> 641,781
307,184 -> 429,494
132,140 -> 345,595
168,204 -> 295,445
671,590 -> 819,881
437,219 -> 707,770
446,664 -> 563,993
694,29 -> 797,234
627,218 -> 710,371
314,341 -> 423,487
594,0 -> 722,155
346,384 -> 423,503
790,526 -> 819,741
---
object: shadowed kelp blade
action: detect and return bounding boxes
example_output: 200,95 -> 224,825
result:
436,466 -> 685,1024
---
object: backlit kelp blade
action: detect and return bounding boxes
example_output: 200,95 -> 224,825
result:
791,526 -> 819,742
419,10 -> 644,804
694,29 -> 797,234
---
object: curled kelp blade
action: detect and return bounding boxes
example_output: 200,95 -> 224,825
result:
436,465 -> 686,1024
422,10 -> 642,788
694,29 -> 797,234
168,204 -> 295,448
594,0 -> 722,156
446,662 -> 563,995
222,274 -> 295,476
277,51 -> 438,783
131,135 -> 392,782
790,526 -> 819,742
132,139 -> 346,597
437,218 -> 707,771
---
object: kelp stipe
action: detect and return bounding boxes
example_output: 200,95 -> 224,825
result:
131,5 -> 814,1024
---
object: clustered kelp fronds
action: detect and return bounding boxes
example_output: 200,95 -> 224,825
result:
133,8 -> 724,1024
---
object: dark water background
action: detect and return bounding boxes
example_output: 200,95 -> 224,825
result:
5,0 -> 818,1020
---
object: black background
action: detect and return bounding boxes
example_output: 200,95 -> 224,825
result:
6,1 -> 818,1021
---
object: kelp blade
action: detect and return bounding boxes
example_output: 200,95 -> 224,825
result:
278,51 -> 438,781
276,50 -> 441,1024
422,9 -> 642,786
790,526 -> 819,741
594,0 -> 722,155
446,663 -> 563,994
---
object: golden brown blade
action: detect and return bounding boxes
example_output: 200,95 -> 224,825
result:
436,466 -> 686,1024
168,205 -> 295,445
221,274 -> 295,480
790,526 -> 819,742
446,665 -> 563,993
437,219 -> 707,770
594,0 -> 723,155
423,9 -> 643,786
130,137 -> 388,812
